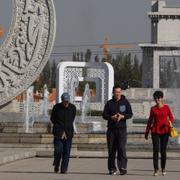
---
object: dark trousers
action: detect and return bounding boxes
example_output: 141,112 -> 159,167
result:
107,128 -> 127,171
152,133 -> 169,170
53,137 -> 72,172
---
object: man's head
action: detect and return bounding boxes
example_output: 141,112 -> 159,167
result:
112,85 -> 122,101
61,92 -> 70,107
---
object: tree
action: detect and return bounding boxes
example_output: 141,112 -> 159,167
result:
94,55 -> 100,62
33,61 -> 51,92
72,53 -> 76,61
80,52 -> 84,61
110,52 -> 142,89
131,55 -> 142,87
76,52 -> 80,61
50,60 -> 56,89
85,49 -> 92,62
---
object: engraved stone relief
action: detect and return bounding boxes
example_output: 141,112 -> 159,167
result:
0,0 -> 56,106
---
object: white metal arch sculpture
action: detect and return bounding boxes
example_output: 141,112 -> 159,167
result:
56,61 -> 114,111
0,0 -> 56,106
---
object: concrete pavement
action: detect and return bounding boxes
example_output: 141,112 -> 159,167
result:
0,158 -> 179,180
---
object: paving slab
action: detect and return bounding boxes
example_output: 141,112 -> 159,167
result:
0,158 -> 180,180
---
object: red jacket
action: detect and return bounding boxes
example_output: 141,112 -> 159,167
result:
145,104 -> 174,135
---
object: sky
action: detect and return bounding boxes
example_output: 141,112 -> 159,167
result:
1,0 -> 180,60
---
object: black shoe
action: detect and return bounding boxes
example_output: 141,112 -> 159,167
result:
54,166 -> 59,173
120,168 -> 127,175
109,169 -> 118,175
61,170 -> 67,174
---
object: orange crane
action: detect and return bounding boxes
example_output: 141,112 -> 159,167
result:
0,26 -> 4,38
99,36 -> 135,62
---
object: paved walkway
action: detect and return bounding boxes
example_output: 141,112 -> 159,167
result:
0,158 -> 179,180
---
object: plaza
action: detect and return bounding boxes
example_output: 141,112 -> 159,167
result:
0,158 -> 180,180
0,0 -> 180,179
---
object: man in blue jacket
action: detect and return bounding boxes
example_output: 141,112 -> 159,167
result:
103,85 -> 133,175
51,93 -> 76,174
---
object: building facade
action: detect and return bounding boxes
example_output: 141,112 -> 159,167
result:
140,0 -> 180,88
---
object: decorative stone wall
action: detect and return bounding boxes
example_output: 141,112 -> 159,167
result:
123,88 -> 179,120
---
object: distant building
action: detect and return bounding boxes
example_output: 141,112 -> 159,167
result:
140,0 -> 180,88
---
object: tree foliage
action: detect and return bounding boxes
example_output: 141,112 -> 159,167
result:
109,52 -> 142,89
33,49 -> 142,92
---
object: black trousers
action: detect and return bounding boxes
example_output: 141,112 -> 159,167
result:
106,128 -> 127,171
152,133 -> 169,170
53,137 -> 72,172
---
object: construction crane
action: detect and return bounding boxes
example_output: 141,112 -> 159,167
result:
0,26 -> 4,39
100,36 -> 135,62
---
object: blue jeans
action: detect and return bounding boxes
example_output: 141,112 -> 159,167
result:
53,137 -> 72,172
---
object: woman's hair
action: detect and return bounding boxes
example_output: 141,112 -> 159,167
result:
153,90 -> 164,99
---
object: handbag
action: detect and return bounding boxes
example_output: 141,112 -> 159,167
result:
168,120 -> 178,138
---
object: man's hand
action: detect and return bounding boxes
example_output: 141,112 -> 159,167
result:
117,113 -> 125,122
111,113 -> 125,122
111,114 -> 118,121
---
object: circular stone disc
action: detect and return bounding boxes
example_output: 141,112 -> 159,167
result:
0,0 -> 56,106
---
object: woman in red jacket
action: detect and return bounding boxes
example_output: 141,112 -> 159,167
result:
145,91 -> 174,176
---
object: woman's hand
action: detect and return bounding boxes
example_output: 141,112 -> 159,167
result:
145,133 -> 148,140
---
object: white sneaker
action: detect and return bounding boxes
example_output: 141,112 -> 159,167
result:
109,170 -> 117,175
113,171 -> 118,175
154,170 -> 158,176
162,170 -> 167,176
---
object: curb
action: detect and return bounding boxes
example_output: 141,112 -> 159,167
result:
0,149 -> 36,166
1,149 -> 180,166
36,150 -> 180,159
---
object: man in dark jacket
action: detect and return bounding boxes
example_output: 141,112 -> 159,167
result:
51,93 -> 76,174
103,85 -> 133,175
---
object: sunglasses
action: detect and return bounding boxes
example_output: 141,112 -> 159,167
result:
154,97 -> 161,100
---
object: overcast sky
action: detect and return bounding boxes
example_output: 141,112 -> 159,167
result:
1,0 -> 180,60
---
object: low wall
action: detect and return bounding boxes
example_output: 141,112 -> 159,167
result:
0,88 -> 180,128
123,88 -> 180,122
